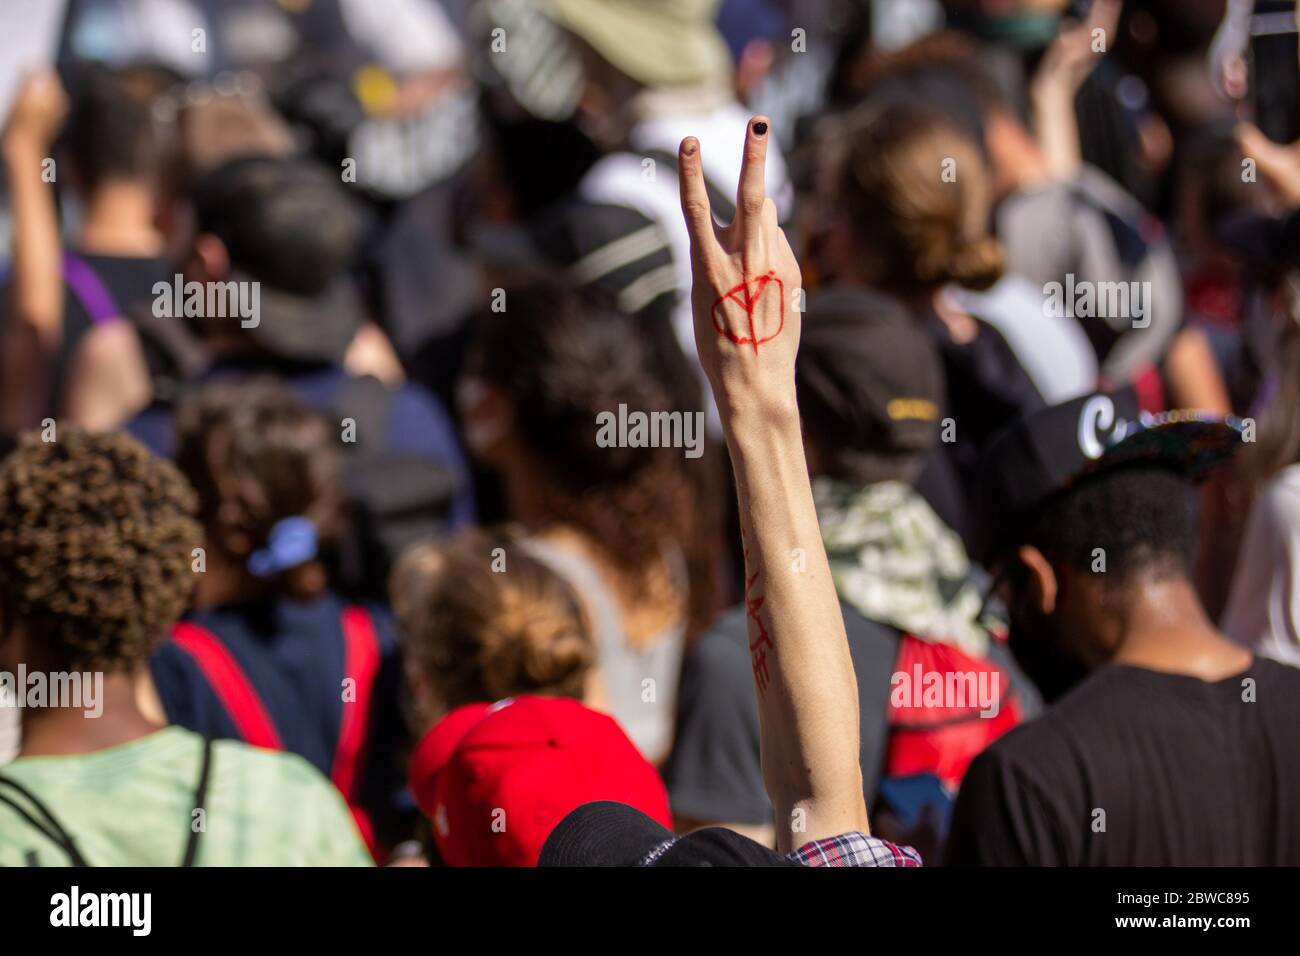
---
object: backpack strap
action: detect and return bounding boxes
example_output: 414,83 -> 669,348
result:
0,774 -> 90,866
61,251 -> 122,326
333,606 -> 381,851
0,736 -> 215,867
170,622 -> 284,751
335,374 -> 392,454
170,612 -> 381,853
181,735 -> 213,867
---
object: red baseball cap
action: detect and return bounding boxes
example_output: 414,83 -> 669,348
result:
408,696 -> 672,867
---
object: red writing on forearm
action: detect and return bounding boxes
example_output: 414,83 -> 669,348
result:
743,549 -> 775,694
711,271 -> 785,354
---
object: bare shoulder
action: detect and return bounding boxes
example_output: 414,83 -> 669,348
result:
63,319 -> 152,430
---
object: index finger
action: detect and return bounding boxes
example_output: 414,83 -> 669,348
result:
1089,0 -> 1121,37
678,136 -> 721,265
734,116 -> 770,241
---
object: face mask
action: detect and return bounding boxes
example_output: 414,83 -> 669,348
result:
456,377 -> 508,457
952,11 -> 1063,49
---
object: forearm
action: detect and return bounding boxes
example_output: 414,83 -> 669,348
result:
1163,326 -> 1231,415
2,137 -> 63,431
1029,0 -> 1119,182
4,137 -> 63,345
723,404 -> 867,851
1030,83 -> 1082,182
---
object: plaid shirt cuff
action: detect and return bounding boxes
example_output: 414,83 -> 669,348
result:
788,831 -> 923,867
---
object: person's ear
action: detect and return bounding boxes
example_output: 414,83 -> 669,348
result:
155,194 -> 193,256
187,233 -> 230,283
1016,544 -> 1058,615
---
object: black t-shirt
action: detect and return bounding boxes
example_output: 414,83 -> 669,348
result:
47,252 -> 168,412
946,657 -> 1300,866
0,252 -> 166,419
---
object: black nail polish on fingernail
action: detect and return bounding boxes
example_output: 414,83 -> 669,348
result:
753,121 -> 768,136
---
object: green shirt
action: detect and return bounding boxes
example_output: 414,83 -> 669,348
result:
0,726 -> 372,866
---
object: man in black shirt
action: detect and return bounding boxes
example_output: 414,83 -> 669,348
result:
947,389 -> 1300,865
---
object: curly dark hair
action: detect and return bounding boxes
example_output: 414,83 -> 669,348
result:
465,278 -> 722,637
1019,464 -> 1193,586
66,63 -> 178,192
0,428 -> 201,672
174,380 -> 343,601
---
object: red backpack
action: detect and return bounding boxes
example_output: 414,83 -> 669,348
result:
883,633 -> 1023,789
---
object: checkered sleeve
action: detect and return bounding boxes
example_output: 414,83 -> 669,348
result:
788,832 -> 923,867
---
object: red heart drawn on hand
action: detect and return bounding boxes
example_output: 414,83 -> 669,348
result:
711,272 -> 785,354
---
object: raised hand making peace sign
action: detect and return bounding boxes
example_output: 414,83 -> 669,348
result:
676,117 -> 871,853
678,116 -> 803,429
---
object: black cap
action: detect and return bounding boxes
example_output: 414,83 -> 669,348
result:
973,387 -> 1248,565
539,802 -> 796,867
189,155 -> 363,364
796,286 -> 944,484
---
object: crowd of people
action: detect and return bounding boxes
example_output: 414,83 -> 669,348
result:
0,0 -> 1299,868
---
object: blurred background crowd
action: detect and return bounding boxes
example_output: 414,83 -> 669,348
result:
0,0 -> 1299,868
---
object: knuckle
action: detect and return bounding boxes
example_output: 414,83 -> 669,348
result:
684,198 -> 711,221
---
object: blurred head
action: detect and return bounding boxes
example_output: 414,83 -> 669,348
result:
716,0 -> 787,102
851,32 -> 1040,201
175,381 -> 344,605
458,278 -> 695,597
827,101 -> 1005,297
546,0 -> 734,147
182,155 -> 359,292
0,429 -> 200,675
391,529 -> 594,732
143,79 -> 297,252
65,63 -> 179,198
178,155 -> 363,362
995,464 -> 1194,701
796,286 -> 944,486
172,81 -> 295,187
1245,278 -> 1300,488
853,33 -> 992,151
